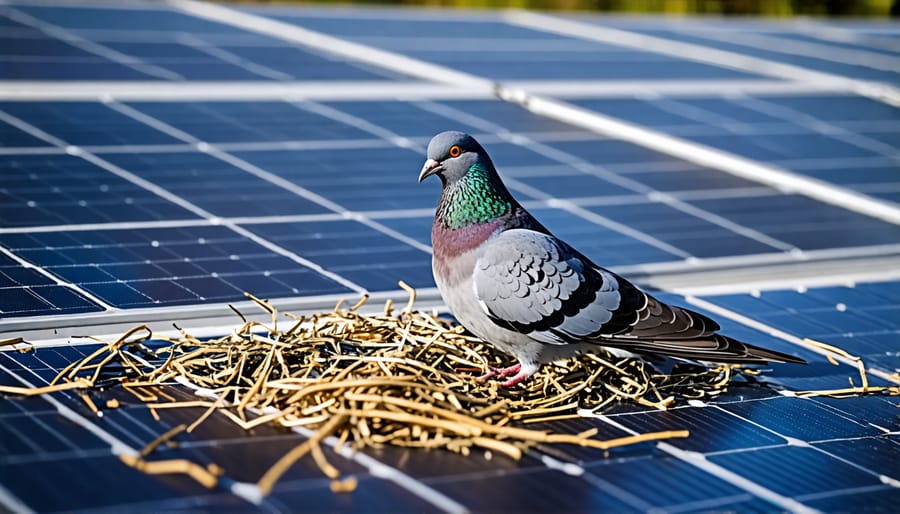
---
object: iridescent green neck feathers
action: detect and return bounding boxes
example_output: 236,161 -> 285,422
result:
437,162 -> 512,230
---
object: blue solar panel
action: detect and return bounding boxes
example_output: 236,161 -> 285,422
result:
99,151 -> 334,217
627,28 -> 900,83
13,4 -> 251,33
0,4 -> 413,82
702,281 -> 900,372
1,2 -> 898,513
0,226 -> 352,309
710,446 -> 884,497
570,94 -> 900,201
689,195 -> 900,249
127,101 -> 378,143
0,102 -> 182,146
0,154 -> 198,227
0,256 -> 102,318
245,220 -> 434,291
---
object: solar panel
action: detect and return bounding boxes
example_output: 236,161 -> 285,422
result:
1,1 -> 897,512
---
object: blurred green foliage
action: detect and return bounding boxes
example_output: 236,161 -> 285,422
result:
254,0 -> 896,15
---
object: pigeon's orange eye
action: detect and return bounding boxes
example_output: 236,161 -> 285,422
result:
448,145 -> 461,158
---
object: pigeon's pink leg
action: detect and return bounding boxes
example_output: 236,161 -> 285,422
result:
500,369 -> 531,388
475,363 -> 521,383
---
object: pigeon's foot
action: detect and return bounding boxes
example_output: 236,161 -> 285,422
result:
475,363 -> 521,383
500,369 -> 531,388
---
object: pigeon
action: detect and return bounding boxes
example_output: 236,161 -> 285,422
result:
418,130 -> 805,387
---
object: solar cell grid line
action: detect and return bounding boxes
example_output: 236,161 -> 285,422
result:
624,28 -> 900,85
503,11 -> 900,105
290,98 -> 697,260
0,354 -> 273,510
413,99 -> 802,254
1,5 -> 184,81
0,347 -> 471,514
708,403 -> 897,486
0,107 -> 367,296
0,234 -> 114,313
516,94 -> 900,226
662,29 -> 900,76
797,24 -> 900,55
648,95 -> 900,160
103,100 -> 435,256
171,33 -> 295,81
684,295 -> 898,383
171,0 -> 493,90
582,410 -> 820,514
723,96 -> 900,159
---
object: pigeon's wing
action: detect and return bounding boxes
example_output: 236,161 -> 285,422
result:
474,229 -> 619,345
473,229 -> 803,363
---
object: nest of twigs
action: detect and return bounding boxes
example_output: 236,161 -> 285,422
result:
1,283 -> 777,495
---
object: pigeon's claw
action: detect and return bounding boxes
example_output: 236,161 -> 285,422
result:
476,363 -> 522,384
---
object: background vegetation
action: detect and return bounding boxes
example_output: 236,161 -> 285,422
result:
252,0 -> 899,16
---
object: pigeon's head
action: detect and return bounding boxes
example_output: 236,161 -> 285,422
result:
418,131 -> 492,185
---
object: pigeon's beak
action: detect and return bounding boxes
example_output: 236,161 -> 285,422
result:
418,159 -> 443,183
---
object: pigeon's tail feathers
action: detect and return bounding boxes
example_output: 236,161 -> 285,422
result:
739,339 -> 807,364
600,334 -> 806,365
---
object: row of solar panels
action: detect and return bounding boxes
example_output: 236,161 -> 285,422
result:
2,96 -> 898,318
3,2 -> 899,83
1,0 -> 898,324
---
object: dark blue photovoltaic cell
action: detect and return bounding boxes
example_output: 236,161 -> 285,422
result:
127,101 -> 376,143
14,5 -> 243,33
98,151 -> 332,217
583,202 -> 778,258
0,56 -> 161,81
0,102 -> 181,146
625,28 -> 900,83
409,51 -> 768,81
232,147 -> 436,211
325,100 -> 586,138
2,5 -> 410,82
762,95 -> 900,122
0,284 -> 103,318
719,396 -> 881,441
814,395 -> 900,434
813,437 -> 900,479
100,41 -> 273,81
0,33 -> 103,58
430,467 -> 641,513
691,132 -> 878,161
613,406 -> 787,452
690,194 -> 900,249
245,221 -> 433,291
0,154 -> 199,227
256,12 -> 577,40
571,95 -> 900,201
700,281 -> 900,371
0,252 -> 103,317
0,226 -> 352,308
0,117 -> 51,147
610,166 -> 767,192
439,100 -> 592,135
511,173 -> 638,199
805,486 -> 900,514
708,446 -> 883,497
216,45 -> 404,81
541,138 -> 693,166
584,457 -> 752,510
